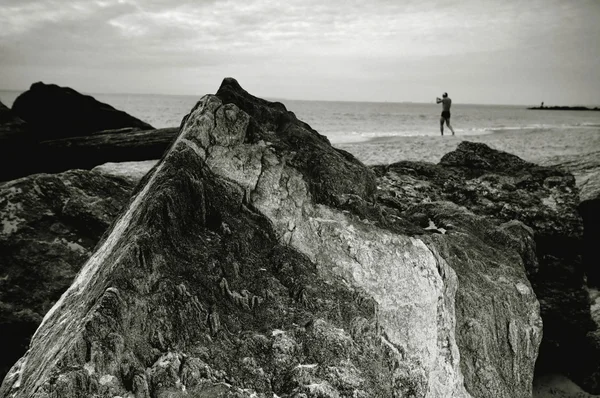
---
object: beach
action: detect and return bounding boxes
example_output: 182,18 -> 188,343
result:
339,127 -> 599,398
2,81 -> 600,397
2,0 -> 599,394
337,126 -> 600,167
90,126 -> 600,199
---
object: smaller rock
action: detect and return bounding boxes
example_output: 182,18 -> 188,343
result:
0,169 -> 134,380
12,82 -> 154,139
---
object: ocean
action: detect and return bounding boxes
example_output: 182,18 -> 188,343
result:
1,90 -> 599,145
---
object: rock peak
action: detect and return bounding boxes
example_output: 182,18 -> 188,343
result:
213,77 -> 376,206
218,76 -> 245,93
30,81 -> 46,89
216,76 -> 289,116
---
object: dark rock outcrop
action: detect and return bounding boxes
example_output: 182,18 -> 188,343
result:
541,151 -> 600,289
0,170 -> 135,381
374,141 -> 596,391
580,195 -> 600,287
12,82 -> 154,140
0,101 -> 33,183
36,127 -> 179,175
527,106 -> 600,111
0,127 -> 178,183
0,84 -> 174,182
0,101 -> 28,142
0,79 -> 541,397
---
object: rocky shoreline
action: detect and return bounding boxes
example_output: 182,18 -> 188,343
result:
0,83 -> 176,183
527,106 -> 600,111
0,79 -> 598,397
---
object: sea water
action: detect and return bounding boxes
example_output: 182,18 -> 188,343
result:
1,91 -> 599,144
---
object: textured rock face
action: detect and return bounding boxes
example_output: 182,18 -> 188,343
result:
413,206 -> 541,398
541,150 -> 600,203
374,141 -> 595,390
0,79 -> 541,397
12,82 -> 154,139
0,171 -> 134,381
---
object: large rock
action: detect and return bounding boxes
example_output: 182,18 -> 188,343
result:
0,79 -> 541,397
374,141 -> 596,391
0,170 -> 135,381
12,82 -> 154,140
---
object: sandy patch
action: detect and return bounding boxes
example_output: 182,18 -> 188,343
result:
89,128 -> 598,189
337,127 -> 599,167
92,160 -> 158,183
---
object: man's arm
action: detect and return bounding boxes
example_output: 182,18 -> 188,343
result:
436,97 -> 442,104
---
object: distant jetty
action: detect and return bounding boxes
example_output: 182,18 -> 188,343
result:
528,105 -> 600,111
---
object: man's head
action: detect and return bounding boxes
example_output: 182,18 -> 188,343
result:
442,92 -> 448,98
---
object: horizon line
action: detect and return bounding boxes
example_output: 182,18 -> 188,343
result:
0,87 -> 598,108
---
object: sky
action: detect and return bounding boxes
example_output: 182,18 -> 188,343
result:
0,0 -> 599,105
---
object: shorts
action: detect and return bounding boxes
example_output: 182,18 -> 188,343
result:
441,111 -> 451,120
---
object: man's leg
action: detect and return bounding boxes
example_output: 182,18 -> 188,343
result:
446,119 -> 455,136
440,117 -> 444,135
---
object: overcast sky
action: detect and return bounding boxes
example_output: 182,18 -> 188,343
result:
1,0 -> 599,105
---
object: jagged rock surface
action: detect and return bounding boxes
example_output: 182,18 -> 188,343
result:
373,141 -> 596,391
12,82 -> 154,139
0,170 -> 134,381
0,79 -> 541,397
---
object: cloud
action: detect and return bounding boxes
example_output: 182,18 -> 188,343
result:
0,0 -> 598,104
0,0 -> 134,37
1,0 -> 510,63
0,0 -> 573,63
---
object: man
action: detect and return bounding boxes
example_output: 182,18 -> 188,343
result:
436,92 -> 455,136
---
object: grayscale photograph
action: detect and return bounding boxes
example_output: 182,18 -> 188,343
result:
0,1 -> 599,397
